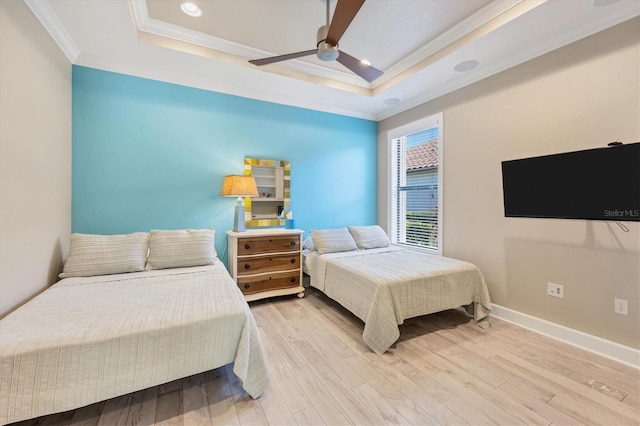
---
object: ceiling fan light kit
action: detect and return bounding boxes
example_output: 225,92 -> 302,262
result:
317,42 -> 340,61
316,25 -> 339,61
249,0 -> 382,82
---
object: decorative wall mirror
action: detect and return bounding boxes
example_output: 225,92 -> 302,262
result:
244,158 -> 290,227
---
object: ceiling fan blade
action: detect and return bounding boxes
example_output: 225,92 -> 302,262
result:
249,49 -> 318,66
336,50 -> 383,82
326,0 -> 365,46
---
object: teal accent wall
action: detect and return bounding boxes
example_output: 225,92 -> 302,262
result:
72,66 -> 377,258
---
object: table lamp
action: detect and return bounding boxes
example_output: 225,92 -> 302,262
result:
221,175 -> 259,232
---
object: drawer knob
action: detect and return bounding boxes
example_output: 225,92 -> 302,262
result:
244,243 -> 251,250
290,240 -> 297,246
243,284 -> 250,290
290,277 -> 296,283
244,263 -> 250,270
290,258 -> 296,264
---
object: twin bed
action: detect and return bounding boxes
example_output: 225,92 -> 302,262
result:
0,225 -> 491,424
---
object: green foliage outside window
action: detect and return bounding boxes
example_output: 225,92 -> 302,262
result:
405,209 -> 438,248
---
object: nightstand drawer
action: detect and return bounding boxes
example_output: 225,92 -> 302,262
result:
237,253 -> 300,275
237,235 -> 300,255
237,271 -> 300,295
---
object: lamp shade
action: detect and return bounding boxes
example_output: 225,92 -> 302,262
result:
221,175 -> 259,197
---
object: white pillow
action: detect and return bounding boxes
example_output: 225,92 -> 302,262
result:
59,232 -> 150,278
348,225 -> 391,249
146,228 -> 216,270
302,235 -> 315,251
311,228 -> 358,254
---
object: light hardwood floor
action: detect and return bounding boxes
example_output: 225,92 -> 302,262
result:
11,288 -> 639,426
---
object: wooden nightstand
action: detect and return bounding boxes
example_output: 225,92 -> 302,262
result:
226,229 -> 305,302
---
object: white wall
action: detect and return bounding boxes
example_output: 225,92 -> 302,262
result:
0,1 -> 72,316
378,18 -> 640,349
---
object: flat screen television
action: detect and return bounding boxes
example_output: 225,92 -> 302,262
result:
501,142 -> 639,222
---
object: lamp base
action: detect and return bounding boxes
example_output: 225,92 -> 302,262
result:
233,198 -> 246,232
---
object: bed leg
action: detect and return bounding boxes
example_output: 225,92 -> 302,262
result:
297,291 -> 305,298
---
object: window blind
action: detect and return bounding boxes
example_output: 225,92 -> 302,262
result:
391,127 -> 439,251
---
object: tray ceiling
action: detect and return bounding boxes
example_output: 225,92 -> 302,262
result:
25,0 -> 640,120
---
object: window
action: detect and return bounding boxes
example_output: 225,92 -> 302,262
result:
388,113 -> 443,253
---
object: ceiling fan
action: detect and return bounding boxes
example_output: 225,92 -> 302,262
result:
248,0 -> 383,82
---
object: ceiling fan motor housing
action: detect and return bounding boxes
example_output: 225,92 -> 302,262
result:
317,42 -> 339,61
316,25 -> 339,61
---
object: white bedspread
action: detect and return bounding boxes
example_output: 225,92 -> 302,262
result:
0,263 -> 269,425
307,247 -> 491,354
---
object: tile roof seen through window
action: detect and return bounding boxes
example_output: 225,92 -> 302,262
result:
407,139 -> 438,170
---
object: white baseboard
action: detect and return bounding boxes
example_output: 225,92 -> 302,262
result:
490,304 -> 639,369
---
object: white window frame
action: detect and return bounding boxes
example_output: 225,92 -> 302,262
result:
386,113 -> 443,254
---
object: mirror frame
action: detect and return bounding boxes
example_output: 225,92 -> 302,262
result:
244,157 -> 290,228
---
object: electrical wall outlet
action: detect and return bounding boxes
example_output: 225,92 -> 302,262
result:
547,282 -> 564,298
614,298 -> 628,315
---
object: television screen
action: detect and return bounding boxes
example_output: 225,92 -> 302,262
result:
501,143 -> 640,222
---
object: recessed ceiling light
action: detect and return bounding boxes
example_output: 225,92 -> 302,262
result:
181,2 -> 202,17
360,59 -> 371,66
454,59 -> 479,72
383,98 -> 400,106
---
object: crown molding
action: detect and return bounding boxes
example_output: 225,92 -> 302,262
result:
128,0 -> 538,94
74,53 -> 377,121
373,0 -> 549,96
377,0 -> 526,85
28,0 -> 639,123
24,0 -> 79,62
135,30 -> 372,97
130,0 -> 260,59
374,1 -> 640,121
128,0 -> 370,89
